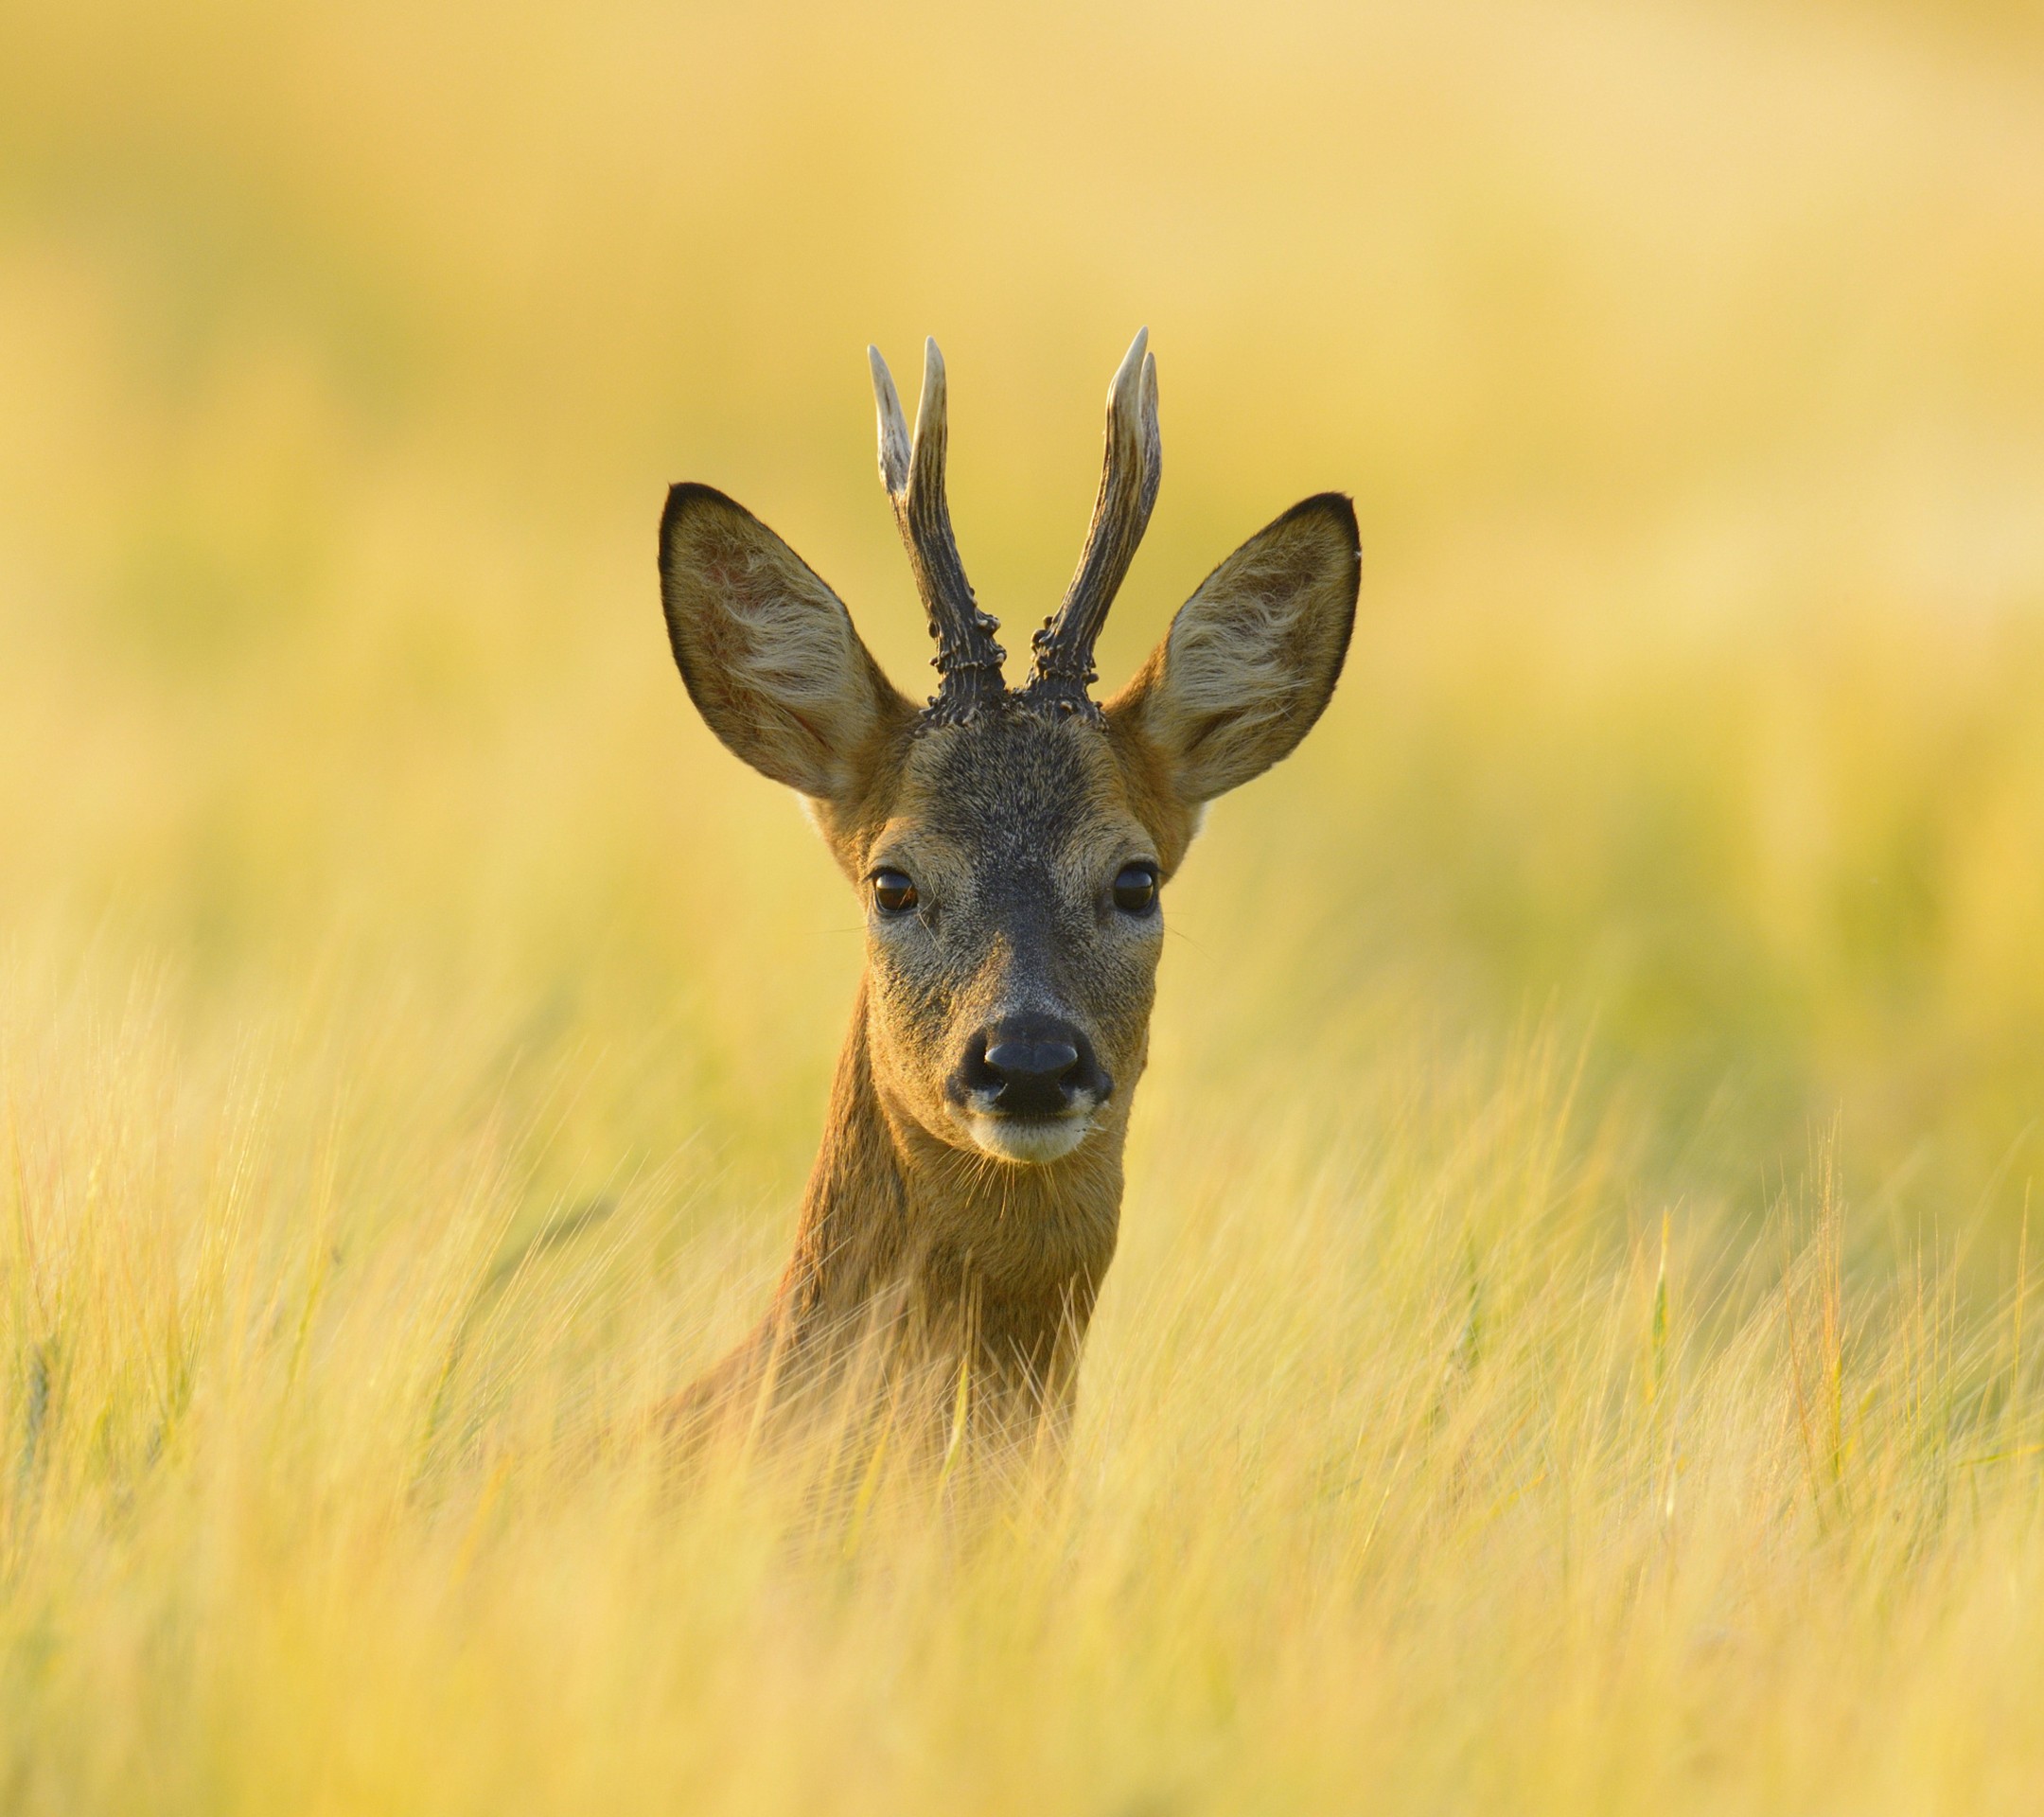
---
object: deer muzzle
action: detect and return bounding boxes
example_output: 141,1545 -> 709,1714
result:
948,1014 -> 1114,1162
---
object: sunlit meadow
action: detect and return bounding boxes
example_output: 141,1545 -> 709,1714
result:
6,1 -> 2044,1809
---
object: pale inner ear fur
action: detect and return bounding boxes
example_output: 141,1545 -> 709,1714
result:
660,484 -> 909,805
1109,493 -> 1360,808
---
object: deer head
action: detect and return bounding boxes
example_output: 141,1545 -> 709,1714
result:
655,331 -> 1357,1444
661,329 -> 1355,1169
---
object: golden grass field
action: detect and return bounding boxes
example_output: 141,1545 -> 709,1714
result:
7,0 -> 2044,1808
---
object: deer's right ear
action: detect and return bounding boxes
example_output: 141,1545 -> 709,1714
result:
659,484 -> 912,806
1107,493 -> 1360,810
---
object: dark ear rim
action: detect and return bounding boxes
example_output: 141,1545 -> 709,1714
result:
1252,490 -> 1361,749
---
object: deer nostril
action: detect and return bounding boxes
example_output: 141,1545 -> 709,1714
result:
958,1030 -> 1000,1098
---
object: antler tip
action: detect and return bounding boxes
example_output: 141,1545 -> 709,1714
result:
916,337 -> 947,431
1109,326 -> 1151,410
868,344 -> 911,495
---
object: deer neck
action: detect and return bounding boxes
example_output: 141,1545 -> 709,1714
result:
775,978 -> 1127,1362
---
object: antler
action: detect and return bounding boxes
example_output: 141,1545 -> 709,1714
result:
1024,327 -> 1161,714
869,339 -> 1006,724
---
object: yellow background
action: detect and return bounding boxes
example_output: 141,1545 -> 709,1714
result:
6,4 -> 2044,1808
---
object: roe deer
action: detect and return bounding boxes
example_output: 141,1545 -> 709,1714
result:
657,330 -> 1358,1461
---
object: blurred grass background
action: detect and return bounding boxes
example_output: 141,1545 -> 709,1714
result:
6,1 -> 2044,1809
8,0 -> 2044,1225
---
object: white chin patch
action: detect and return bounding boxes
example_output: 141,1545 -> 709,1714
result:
962,1114 -> 1091,1165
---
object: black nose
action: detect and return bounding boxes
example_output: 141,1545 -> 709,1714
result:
954,1015 -> 1113,1118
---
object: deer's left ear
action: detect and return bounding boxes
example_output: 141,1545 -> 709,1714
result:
660,483 -> 912,807
1106,493 -> 1359,806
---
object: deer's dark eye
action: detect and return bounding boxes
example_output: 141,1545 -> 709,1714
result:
872,869 -> 919,916
1112,862 -> 1159,915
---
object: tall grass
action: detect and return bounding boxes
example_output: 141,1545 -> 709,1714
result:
9,966 -> 2044,1811
5,0 -> 2044,1808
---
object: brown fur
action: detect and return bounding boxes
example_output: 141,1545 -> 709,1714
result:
655,361 -> 1360,1469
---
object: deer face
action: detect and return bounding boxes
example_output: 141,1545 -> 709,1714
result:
857,708 -> 1164,1164
659,334 -> 1358,1169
